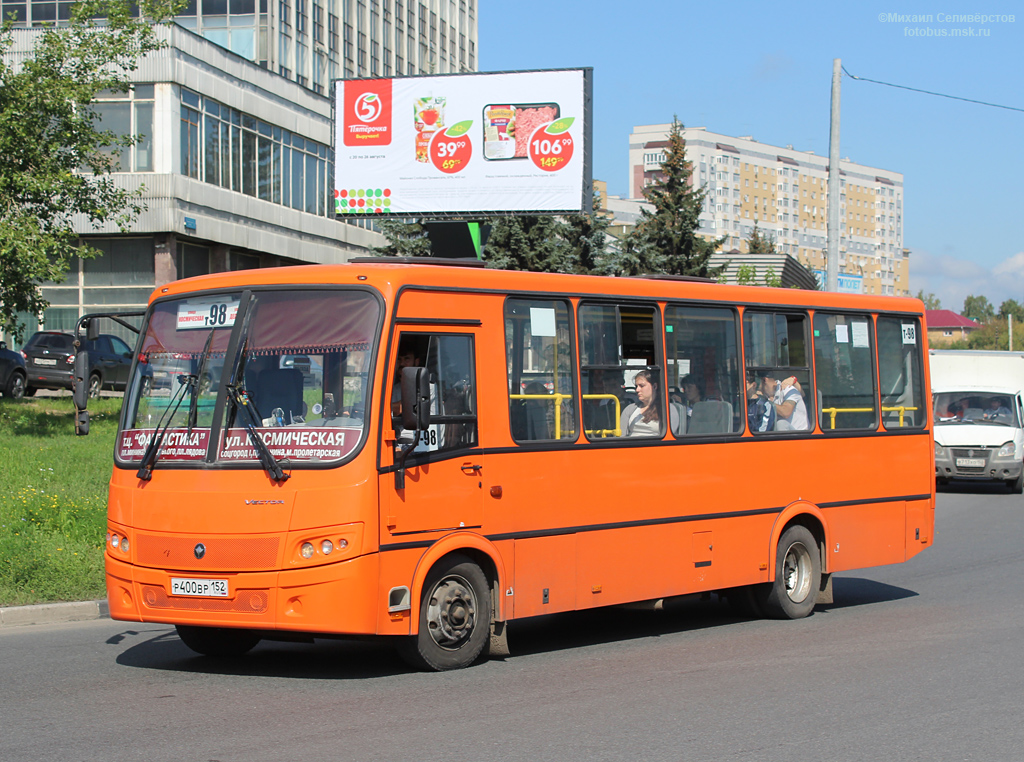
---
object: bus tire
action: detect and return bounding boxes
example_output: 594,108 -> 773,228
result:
175,625 -> 261,657
756,525 -> 821,620
397,554 -> 491,671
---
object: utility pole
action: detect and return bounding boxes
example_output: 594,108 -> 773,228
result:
827,58 -> 842,293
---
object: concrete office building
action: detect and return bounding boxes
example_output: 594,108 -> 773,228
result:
1,1 -> 480,346
1,0 -> 479,91
628,124 -> 907,297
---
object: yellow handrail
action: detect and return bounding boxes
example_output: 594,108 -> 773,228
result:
582,393 -> 622,438
509,392 -> 623,438
822,405 -> 918,429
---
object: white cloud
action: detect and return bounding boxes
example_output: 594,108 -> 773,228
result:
910,248 -> 1024,313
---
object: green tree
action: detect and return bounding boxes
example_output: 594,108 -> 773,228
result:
481,216 -> 573,273
962,294 -> 994,323
735,264 -> 756,286
623,117 -> 725,278
746,222 -> 777,254
370,219 -> 433,257
0,0 -> 178,340
914,289 -> 941,310
763,266 -> 781,288
998,298 -> 1024,323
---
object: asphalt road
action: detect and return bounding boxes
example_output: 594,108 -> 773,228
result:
2,485 -> 1022,762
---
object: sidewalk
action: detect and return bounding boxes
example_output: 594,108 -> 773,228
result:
0,600 -> 109,628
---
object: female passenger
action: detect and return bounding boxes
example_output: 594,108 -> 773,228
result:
620,369 -> 680,437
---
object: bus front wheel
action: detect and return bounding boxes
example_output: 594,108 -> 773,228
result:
397,554 -> 492,671
756,525 -> 821,620
175,625 -> 261,657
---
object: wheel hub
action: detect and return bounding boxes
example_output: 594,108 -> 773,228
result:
426,575 -> 477,650
783,543 -> 813,603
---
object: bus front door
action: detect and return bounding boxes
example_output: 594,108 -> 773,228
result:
381,330 -> 484,537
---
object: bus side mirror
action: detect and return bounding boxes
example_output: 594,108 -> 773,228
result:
73,350 -> 90,436
401,366 -> 430,431
85,319 -> 100,342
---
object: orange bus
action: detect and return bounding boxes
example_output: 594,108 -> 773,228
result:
82,259 -> 934,670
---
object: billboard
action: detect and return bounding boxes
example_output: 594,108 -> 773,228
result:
333,68 -> 592,217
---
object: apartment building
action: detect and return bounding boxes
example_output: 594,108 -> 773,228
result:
628,124 -> 907,296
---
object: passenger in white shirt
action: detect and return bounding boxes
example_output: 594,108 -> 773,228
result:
762,375 -> 809,431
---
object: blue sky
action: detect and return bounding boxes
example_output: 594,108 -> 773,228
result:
479,1 -> 1023,312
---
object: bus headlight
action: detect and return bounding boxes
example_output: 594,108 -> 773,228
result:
300,542 -> 315,559
998,442 -> 1015,458
320,540 -> 334,555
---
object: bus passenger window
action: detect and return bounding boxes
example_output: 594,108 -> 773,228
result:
744,311 -> 814,433
877,316 -> 925,429
813,313 -> 878,431
579,302 -> 663,439
504,299 -> 577,442
664,306 -> 743,436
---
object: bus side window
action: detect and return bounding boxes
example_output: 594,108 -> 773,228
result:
665,305 -> 743,436
579,302 -> 660,439
744,311 -> 814,433
813,313 -> 878,431
877,316 -> 925,429
504,299 -> 577,442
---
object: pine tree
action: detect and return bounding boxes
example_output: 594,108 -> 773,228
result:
371,219 -> 433,257
746,222 -> 777,254
624,117 -> 725,278
481,216 -> 572,273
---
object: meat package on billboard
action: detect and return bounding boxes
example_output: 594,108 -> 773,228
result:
333,69 -> 590,216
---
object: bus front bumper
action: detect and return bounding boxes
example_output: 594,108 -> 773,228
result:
106,552 -> 380,635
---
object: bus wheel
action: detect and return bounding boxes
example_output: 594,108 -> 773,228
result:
397,554 -> 491,671
757,525 -> 821,620
175,625 -> 261,657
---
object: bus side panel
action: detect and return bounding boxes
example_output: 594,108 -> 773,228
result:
575,525 -> 688,607
905,499 -> 933,560
513,535 -> 577,618
822,502 -> 906,573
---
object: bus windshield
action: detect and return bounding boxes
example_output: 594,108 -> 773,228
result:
119,288 -> 380,466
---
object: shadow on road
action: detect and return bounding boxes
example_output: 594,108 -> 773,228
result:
937,480 -> 1015,496
110,574 -> 917,677
113,628 -> 410,680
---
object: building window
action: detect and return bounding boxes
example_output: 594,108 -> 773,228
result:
91,85 -> 155,172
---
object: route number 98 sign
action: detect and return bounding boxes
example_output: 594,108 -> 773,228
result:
177,298 -> 240,331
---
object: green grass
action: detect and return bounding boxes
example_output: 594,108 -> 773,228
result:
0,396 -> 122,607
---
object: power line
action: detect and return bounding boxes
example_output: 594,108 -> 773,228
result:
842,66 -> 1024,113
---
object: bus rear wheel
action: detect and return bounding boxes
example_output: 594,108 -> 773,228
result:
397,554 -> 491,671
175,625 -> 261,657
756,525 -> 821,620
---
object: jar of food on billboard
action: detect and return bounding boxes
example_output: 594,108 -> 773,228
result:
414,96 -> 445,163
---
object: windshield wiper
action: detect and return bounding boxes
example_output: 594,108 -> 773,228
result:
225,384 -> 290,482
187,329 -> 217,436
136,374 -> 195,481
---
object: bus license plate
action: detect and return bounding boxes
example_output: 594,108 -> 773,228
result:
170,578 -> 229,597
956,458 -> 985,468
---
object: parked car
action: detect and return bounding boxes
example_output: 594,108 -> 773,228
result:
22,331 -> 135,397
0,340 -> 28,399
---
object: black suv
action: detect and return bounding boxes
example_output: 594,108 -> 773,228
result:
22,331 -> 134,397
0,340 -> 27,399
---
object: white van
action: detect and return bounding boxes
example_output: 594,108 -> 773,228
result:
930,349 -> 1024,492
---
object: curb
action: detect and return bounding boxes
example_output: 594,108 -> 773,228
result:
0,600 -> 109,629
